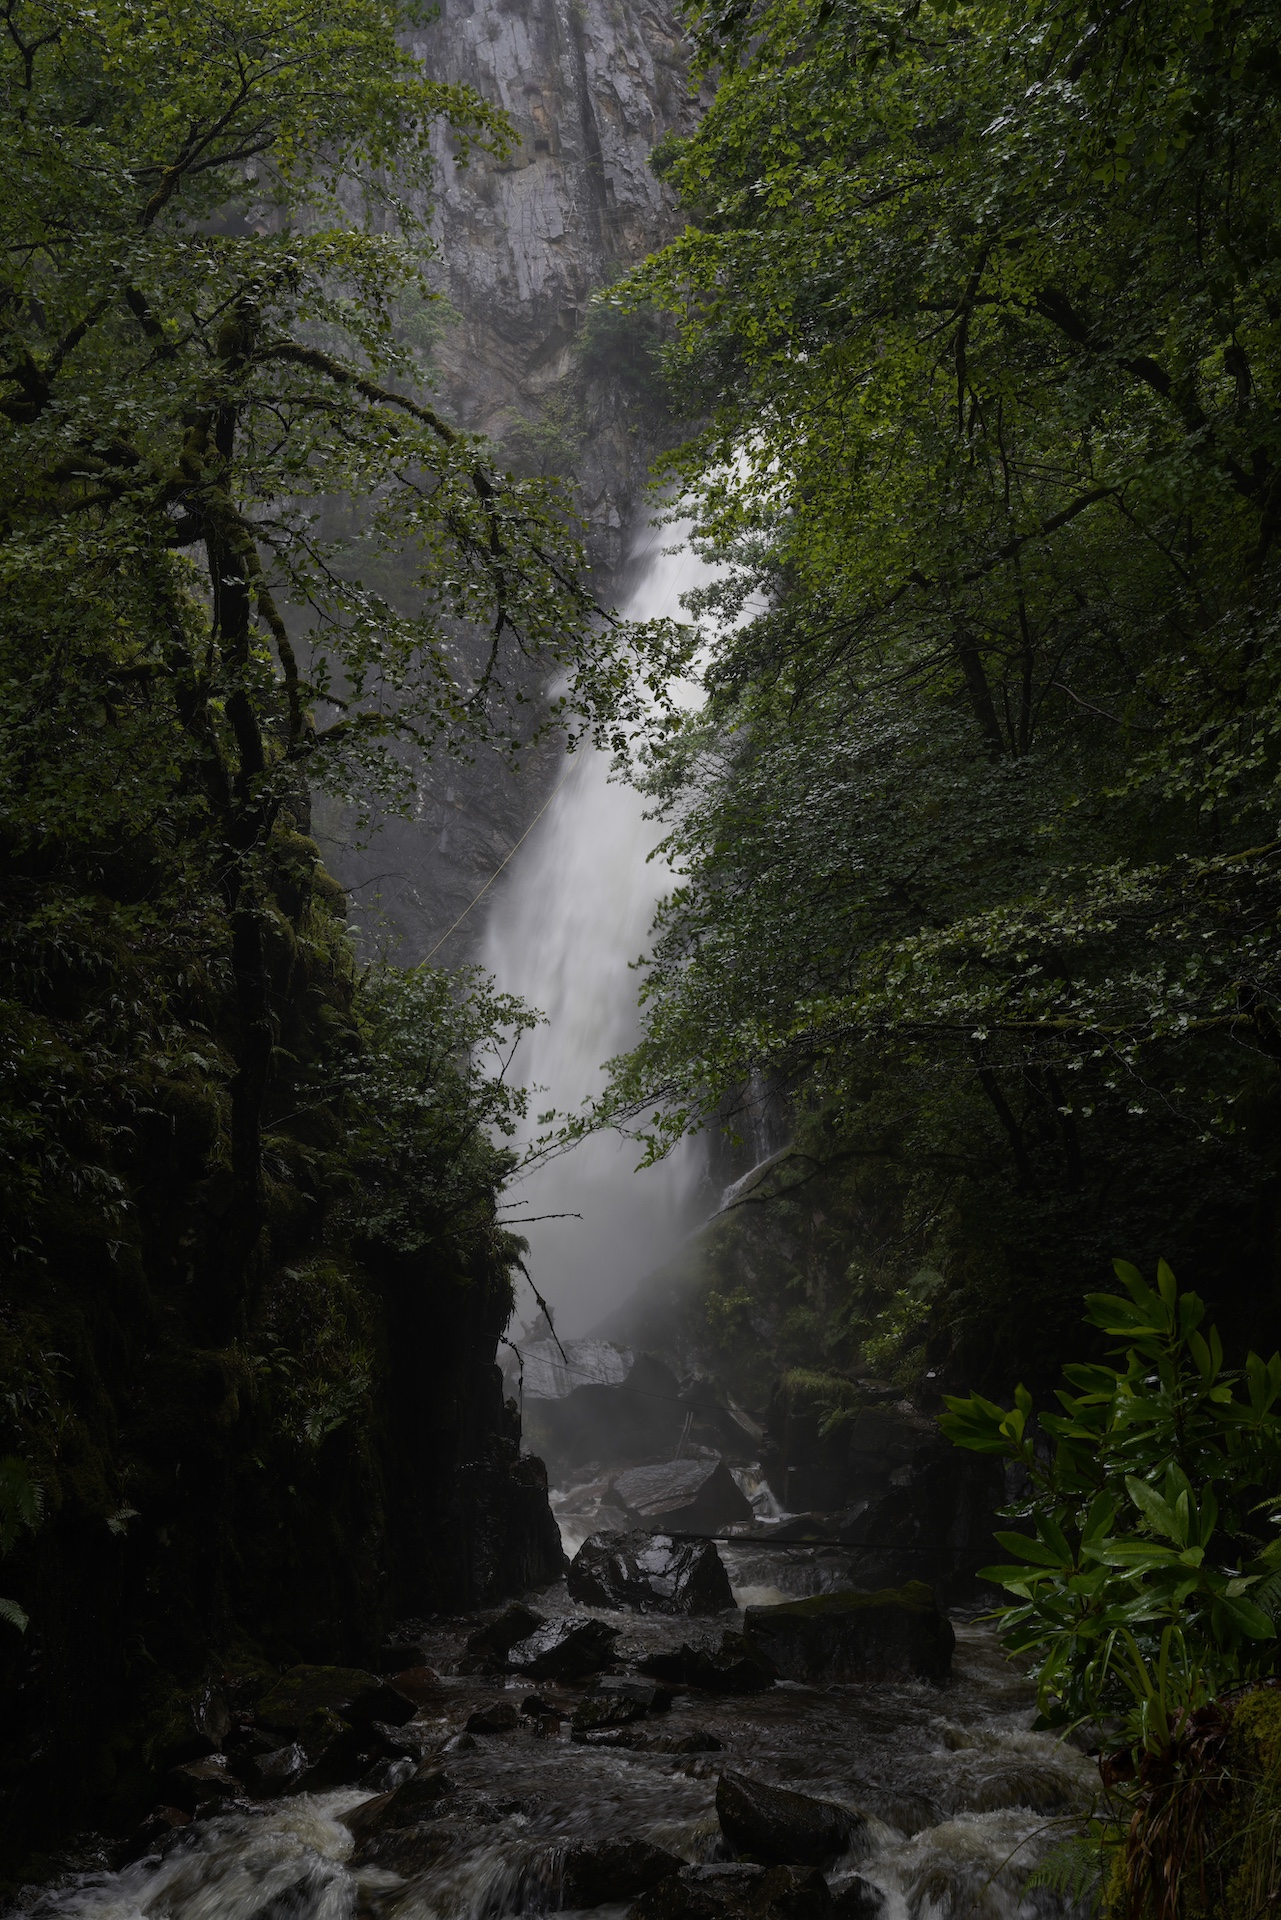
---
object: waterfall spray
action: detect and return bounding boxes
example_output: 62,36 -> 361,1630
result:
480,520 -> 714,1337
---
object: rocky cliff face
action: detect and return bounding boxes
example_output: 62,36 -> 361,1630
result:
318,0 -> 698,966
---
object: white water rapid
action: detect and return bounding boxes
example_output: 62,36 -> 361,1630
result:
480,519 -> 717,1338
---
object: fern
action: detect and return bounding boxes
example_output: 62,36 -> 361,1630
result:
1023,1835 -> 1106,1913
0,1596 -> 28,1634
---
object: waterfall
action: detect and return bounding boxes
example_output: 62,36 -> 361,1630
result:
480,519 -> 715,1338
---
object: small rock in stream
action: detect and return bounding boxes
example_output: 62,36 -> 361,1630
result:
506,1616 -> 619,1680
459,1601 -> 545,1675
559,1838 -> 685,1906
640,1631 -> 777,1694
610,1461 -> 753,1533
631,1862 -> 832,1920
742,1584 -> 954,1684
245,1743 -> 309,1796
254,1664 -> 416,1732
830,1879 -> 886,1920
466,1700 -> 522,1734
717,1771 -> 869,1867
568,1530 -> 735,1614
164,1754 -> 243,1813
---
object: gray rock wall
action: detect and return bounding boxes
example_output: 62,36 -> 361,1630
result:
318,0 -> 699,964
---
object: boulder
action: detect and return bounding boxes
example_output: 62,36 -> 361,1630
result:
245,1744 -> 309,1796
378,1636 -> 431,1672
571,1693 -> 649,1738
569,1531 -> 735,1615
165,1753 -> 243,1814
611,1461 -> 753,1534
716,1772 -> 869,1867
386,1665 -> 442,1705
459,1601 -> 546,1675
630,1863 -> 832,1920
560,1839 -> 685,1906
343,1764 -> 453,1839
254,1665 -> 415,1733
830,1881 -> 885,1920
742,1584 -> 953,1684
652,1730 -> 725,1753
520,1349 -> 690,1475
118,1805 -> 191,1865
506,1617 -> 619,1681
640,1631 -> 777,1695
466,1700 -> 521,1734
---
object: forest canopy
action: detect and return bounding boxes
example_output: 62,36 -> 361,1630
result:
603,0 -> 1281,1385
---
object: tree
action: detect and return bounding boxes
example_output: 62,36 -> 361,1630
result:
596,0 -> 1281,1377
0,0 -> 674,1317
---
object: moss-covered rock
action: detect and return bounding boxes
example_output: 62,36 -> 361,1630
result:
742,1583 -> 954,1684
255,1665 -> 414,1733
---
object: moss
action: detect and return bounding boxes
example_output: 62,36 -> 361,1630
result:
757,1581 -> 940,1619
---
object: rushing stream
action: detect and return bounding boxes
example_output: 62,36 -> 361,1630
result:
12,1549 -> 1096,1920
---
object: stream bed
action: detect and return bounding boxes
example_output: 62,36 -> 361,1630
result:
10,1546 -> 1097,1920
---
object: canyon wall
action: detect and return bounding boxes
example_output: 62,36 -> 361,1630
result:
319,0 -> 699,965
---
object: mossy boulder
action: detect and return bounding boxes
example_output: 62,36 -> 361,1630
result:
254,1665 -> 414,1734
742,1583 -> 954,1684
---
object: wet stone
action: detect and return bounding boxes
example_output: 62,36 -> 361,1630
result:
254,1664 -> 415,1733
244,1744 -> 308,1797
640,1631 -> 777,1695
716,1770 -> 869,1868
559,1838 -> 685,1907
466,1700 -> 522,1734
165,1754 -> 242,1814
830,1878 -> 886,1920
610,1461 -> 754,1534
568,1530 -> 736,1615
742,1585 -> 954,1685
631,1863 -> 833,1920
506,1616 -> 619,1680
459,1602 -> 545,1675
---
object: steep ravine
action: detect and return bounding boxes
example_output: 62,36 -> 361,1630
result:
317,0 -> 701,969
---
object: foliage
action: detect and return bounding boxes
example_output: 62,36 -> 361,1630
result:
338,963 -> 538,1258
591,0 -> 1281,1379
942,1262 -> 1281,1753
0,1457 -> 42,1633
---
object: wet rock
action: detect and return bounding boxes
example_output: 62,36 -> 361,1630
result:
245,1744 -> 309,1796
384,1664 -> 442,1705
640,1631 -> 777,1695
459,1601 -> 545,1675
443,1731 -> 479,1752
378,1635 -> 431,1672
165,1753 -> 243,1814
254,1664 -> 415,1733
571,1692 -> 649,1738
742,1584 -> 954,1684
560,1838 -> 685,1906
599,1675 -> 669,1711
119,1805 -> 191,1863
569,1530 -> 735,1615
506,1616 -> 619,1681
830,1879 -> 886,1919
631,1862 -> 832,1920
610,1461 -> 753,1533
651,1729 -> 725,1753
357,1755 -> 417,1794
343,1764 -> 454,1841
521,1349 -> 689,1476
466,1700 -> 521,1734
519,1692 -> 560,1717
717,1771 -> 869,1867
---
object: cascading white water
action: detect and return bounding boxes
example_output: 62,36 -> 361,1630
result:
480,519 -> 716,1338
